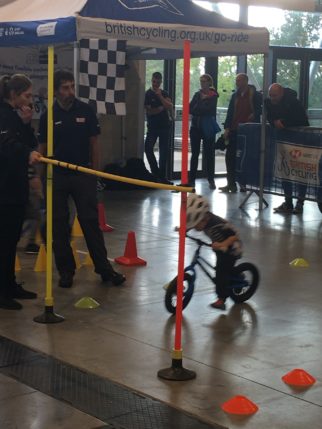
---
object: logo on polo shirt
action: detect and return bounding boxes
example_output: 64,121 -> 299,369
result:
76,117 -> 86,123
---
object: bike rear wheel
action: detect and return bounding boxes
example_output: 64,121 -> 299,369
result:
229,262 -> 259,303
165,273 -> 194,314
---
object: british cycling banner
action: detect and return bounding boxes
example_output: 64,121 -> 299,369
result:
274,142 -> 322,186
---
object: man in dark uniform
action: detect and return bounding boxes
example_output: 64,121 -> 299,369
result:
39,70 -> 125,288
144,72 -> 173,183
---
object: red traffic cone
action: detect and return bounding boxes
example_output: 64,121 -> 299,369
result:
115,231 -> 147,266
221,395 -> 259,415
98,202 -> 114,232
282,369 -> 316,387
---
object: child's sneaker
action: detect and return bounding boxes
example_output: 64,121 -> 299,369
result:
210,298 -> 226,310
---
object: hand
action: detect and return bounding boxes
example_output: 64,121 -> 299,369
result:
223,129 -> 230,139
17,104 -> 33,124
212,242 -> 228,252
274,119 -> 285,129
29,151 -> 41,165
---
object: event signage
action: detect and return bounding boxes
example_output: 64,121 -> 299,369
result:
274,142 -> 322,186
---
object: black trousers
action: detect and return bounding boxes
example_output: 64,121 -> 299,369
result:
0,205 -> 25,298
145,127 -> 170,179
189,126 -> 215,183
52,172 -> 110,276
215,251 -> 238,300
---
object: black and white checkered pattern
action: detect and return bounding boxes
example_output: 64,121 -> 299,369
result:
79,39 -> 126,115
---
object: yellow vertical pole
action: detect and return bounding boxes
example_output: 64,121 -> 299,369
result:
45,45 -> 54,308
34,46 -> 64,323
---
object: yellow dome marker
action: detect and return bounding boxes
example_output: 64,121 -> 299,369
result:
74,297 -> 100,309
289,258 -> 309,267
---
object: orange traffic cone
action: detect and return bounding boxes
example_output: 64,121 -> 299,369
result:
71,241 -> 82,270
115,231 -> 147,266
83,252 -> 94,267
98,202 -> 114,232
282,369 -> 316,387
34,244 -> 47,272
15,254 -> 21,271
72,217 -> 83,237
221,395 -> 259,415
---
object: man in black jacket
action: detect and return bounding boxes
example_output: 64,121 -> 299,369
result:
265,83 -> 309,214
265,84 -> 309,129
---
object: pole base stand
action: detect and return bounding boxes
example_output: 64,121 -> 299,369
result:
158,358 -> 196,381
33,306 -> 65,324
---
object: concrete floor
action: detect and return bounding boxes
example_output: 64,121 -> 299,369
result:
1,178 -> 322,429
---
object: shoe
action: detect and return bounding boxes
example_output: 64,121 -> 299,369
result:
101,269 -> 126,286
12,283 -> 37,299
24,242 -> 40,254
219,185 -> 237,193
239,185 -> 247,193
58,272 -> 74,288
0,297 -> 23,310
158,178 -> 174,185
273,202 -> 293,213
293,202 -> 304,214
210,298 -> 226,310
208,180 -> 216,190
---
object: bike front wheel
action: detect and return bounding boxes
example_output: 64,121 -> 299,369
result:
164,273 -> 195,314
229,262 -> 259,303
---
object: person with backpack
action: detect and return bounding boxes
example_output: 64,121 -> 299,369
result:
189,74 -> 220,190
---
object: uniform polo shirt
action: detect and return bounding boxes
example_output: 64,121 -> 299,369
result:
38,98 -> 100,168
144,88 -> 170,130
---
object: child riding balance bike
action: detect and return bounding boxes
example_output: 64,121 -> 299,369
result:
165,194 -> 259,312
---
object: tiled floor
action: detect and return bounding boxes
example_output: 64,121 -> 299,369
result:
1,178 -> 321,429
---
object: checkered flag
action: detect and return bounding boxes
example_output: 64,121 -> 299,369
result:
79,39 -> 126,115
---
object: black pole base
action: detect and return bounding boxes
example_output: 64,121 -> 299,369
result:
158,358 -> 196,381
33,306 -> 65,324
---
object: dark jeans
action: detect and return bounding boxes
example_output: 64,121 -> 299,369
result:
189,126 -> 215,183
215,251 -> 238,300
282,181 -> 307,206
0,205 -> 25,298
53,172 -> 110,276
225,131 -> 237,188
145,127 -> 170,178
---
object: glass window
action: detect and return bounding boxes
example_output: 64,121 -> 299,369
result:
193,1 -> 239,21
276,59 -> 301,95
308,60 -> 322,127
267,11 -> 322,48
248,6 -> 285,31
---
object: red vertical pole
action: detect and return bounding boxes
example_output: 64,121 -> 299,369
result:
174,40 -> 191,352
158,41 -> 195,380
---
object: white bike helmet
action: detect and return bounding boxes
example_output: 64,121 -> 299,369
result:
186,194 -> 209,230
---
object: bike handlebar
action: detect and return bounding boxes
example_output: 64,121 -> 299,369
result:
186,234 -> 212,247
